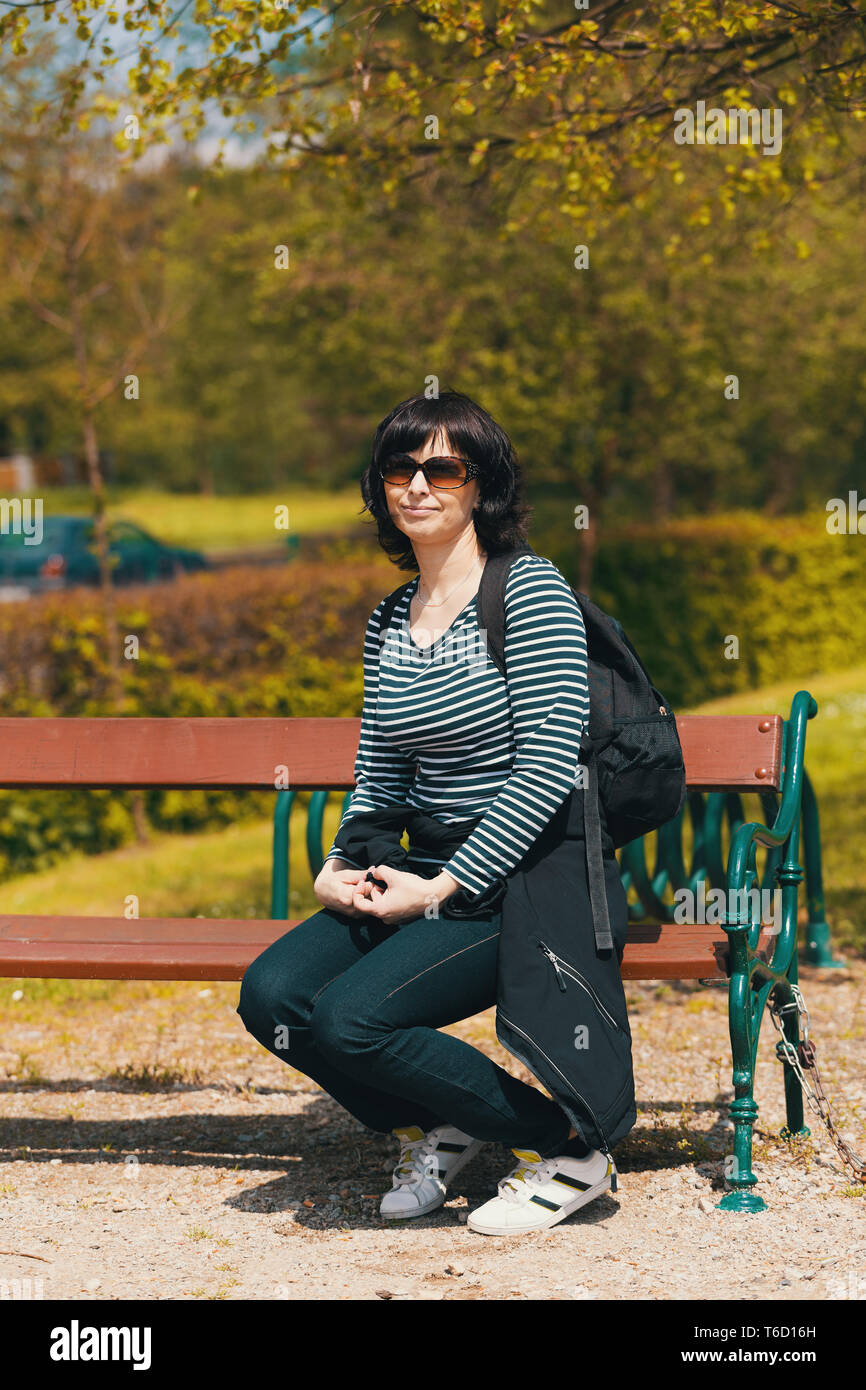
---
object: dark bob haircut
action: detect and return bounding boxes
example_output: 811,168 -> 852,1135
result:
359,390 -> 532,571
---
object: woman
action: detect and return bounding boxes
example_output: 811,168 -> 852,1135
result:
237,389 -> 629,1235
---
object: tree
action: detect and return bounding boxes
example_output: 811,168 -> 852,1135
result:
5,139 -> 170,661
4,2 -> 865,240
0,52 -> 178,836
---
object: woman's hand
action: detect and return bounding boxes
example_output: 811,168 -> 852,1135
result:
313,859 -> 374,918
351,864 -> 461,925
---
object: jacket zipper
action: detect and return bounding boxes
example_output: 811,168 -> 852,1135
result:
538,941 -> 622,1033
497,1008 -> 613,1162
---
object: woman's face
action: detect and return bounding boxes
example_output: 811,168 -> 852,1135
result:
384,428 -> 480,545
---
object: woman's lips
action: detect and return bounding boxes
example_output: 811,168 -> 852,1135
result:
403,506 -> 436,514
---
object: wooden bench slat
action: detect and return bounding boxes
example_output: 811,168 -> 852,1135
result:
0,714 -> 783,790
0,717 -> 362,789
0,916 -> 774,983
0,942 -> 266,982
0,916 -> 287,944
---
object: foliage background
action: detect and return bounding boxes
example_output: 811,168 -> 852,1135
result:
0,513 -> 861,881
0,2 -> 864,917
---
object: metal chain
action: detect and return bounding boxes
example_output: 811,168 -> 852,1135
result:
767,984 -> 866,1183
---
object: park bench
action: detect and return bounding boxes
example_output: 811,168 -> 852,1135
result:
0,690 -> 838,1212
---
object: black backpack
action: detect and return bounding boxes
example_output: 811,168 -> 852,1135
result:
378,543 -> 687,954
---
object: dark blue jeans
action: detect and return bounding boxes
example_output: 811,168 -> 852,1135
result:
236,905 -> 573,1157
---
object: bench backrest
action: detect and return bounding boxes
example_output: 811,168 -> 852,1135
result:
0,715 -> 783,791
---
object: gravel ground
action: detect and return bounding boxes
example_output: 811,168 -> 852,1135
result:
0,960 -> 863,1302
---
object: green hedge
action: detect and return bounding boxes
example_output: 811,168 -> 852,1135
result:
0,562 -> 374,880
542,510 -> 866,708
0,516 -> 862,879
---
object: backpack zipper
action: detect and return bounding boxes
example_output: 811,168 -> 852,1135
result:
497,1009 -> 612,1162
537,941 -> 622,1033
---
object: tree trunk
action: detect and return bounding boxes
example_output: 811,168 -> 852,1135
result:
651,458 -> 674,521
764,451 -> 797,515
69,258 -> 149,844
79,408 -> 122,698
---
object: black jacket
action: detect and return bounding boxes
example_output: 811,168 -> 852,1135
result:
331,791 -> 636,1158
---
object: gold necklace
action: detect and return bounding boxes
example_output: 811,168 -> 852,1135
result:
417,556 -> 482,608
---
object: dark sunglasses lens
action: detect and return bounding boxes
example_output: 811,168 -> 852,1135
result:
380,455 -> 415,485
380,455 -> 468,487
426,458 -> 467,487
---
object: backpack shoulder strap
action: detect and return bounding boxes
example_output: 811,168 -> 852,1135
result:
377,576 -> 417,651
475,544 -> 536,677
477,546 -> 614,953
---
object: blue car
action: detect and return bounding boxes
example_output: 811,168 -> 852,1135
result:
0,516 -> 209,597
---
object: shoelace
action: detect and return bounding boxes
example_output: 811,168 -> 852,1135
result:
392,1136 -> 438,1187
498,1156 -> 555,1205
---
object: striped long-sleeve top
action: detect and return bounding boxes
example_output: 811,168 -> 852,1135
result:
323,552 -> 590,895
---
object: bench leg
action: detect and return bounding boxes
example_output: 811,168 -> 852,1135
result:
801,771 -> 845,968
775,841 -> 813,1140
717,1097 -> 767,1212
775,962 -> 810,1141
717,935 -> 768,1213
777,1042 -> 809,1141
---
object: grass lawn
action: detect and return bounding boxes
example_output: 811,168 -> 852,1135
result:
0,664 -> 862,1011
32,487 -> 366,552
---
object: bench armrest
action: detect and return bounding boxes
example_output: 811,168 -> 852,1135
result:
723,689 -> 817,978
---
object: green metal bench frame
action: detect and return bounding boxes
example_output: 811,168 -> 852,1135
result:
269,690 -> 841,1213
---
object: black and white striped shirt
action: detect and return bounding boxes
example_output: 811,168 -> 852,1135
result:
323,553 -> 590,895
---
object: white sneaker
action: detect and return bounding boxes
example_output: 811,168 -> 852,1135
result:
466,1145 -> 617,1235
379,1123 -> 485,1220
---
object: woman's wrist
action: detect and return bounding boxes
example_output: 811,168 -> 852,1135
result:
321,855 -> 357,873
429,869 -> 461,901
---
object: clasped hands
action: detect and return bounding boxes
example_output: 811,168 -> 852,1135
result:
314,860 -> 461,925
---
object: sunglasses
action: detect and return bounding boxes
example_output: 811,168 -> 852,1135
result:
377,453 -> 482,490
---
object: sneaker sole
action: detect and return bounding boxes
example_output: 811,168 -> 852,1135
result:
466,1171 -> 615,1236
380,1189 -> 448,1220
380,1137 -> 486,1221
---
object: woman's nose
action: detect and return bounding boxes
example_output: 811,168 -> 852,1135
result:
407,468 -> 431,495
